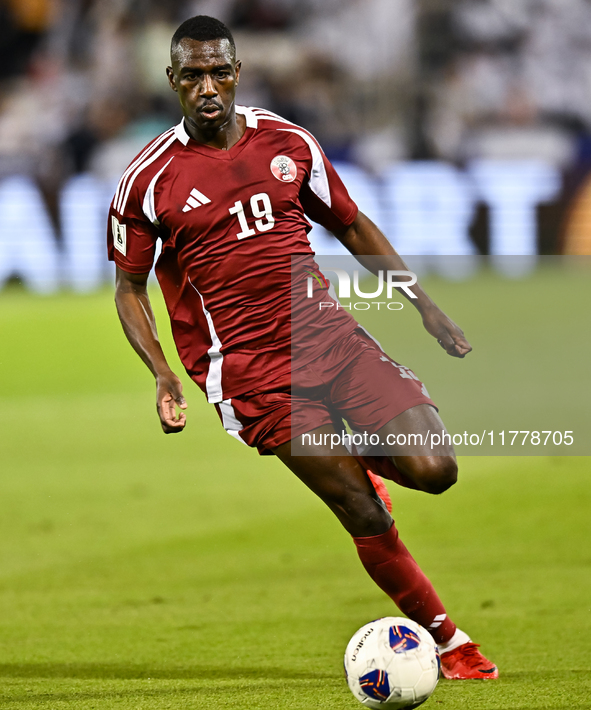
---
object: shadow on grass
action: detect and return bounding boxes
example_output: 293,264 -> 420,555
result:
0,672 -> 344,707
0,684 -> 342,707
0,662 -> 333,681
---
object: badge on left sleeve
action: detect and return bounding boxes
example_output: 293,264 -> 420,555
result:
111,216 -> 127,256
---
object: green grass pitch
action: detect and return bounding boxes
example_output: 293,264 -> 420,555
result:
0,266 -> 590,709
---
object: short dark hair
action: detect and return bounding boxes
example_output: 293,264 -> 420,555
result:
171,15 -> 236,55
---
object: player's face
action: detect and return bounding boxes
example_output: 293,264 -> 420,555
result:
167,38 -> 241,135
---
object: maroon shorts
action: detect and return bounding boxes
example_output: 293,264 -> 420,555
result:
214,328 -> 436,455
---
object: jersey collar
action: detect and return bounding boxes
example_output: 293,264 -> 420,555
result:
174,119 -> 190,145
174,106 -> 257,147
236,105 -> 258,128
175,107 -> 258,160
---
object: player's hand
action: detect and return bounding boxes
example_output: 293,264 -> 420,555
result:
156,372 -> 187,433
421,308 -> 472,358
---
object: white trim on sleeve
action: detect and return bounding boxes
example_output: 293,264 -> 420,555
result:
118,133 -> 178,214
278,128 -> 331,207
113,128 -> 174,214
142,156 -> 174,225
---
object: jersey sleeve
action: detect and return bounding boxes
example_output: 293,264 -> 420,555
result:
107,183 -> 160,274
298,139 -> 358,233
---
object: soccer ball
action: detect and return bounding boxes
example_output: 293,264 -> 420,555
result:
344,617 -> 440,709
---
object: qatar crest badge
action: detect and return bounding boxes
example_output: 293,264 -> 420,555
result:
270,155 -> 297,182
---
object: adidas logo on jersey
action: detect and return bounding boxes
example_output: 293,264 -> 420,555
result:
182,188 -> 211,212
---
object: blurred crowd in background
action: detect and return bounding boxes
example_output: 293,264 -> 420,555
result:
1,0 -> 591,291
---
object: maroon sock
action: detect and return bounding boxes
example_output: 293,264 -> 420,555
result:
353,522 -> 456,644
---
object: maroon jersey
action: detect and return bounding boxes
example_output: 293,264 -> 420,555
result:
107,106 -> 358,403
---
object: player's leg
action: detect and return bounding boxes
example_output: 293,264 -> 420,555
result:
272,424 -> 459,644
274,424 -> 391,537
216,381 -> 497,677
376,403 -> 458,495
354,410 -> 499,678
324,332 -> 457,495
286,419 -> 498,678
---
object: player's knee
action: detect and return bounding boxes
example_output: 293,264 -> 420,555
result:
327,487 -> 391,536
411,456 -> 458,495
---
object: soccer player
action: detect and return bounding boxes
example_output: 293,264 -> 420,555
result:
108,15 -> 498,680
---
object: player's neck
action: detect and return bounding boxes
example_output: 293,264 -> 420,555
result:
184,112 -> 246,151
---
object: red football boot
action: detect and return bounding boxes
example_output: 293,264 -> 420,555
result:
366,469 -> 393,513
440,642 -> 499,679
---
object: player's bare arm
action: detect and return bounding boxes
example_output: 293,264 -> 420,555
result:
115,267 -> 187,434
334,211 -> 472,358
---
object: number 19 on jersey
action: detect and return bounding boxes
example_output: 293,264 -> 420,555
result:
229,192 -> 275,239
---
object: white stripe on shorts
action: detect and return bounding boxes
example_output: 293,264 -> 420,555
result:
219,399 -> 247,445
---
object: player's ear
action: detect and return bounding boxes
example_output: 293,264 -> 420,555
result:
234,60 -> 242,86
166,66 -> 177,92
